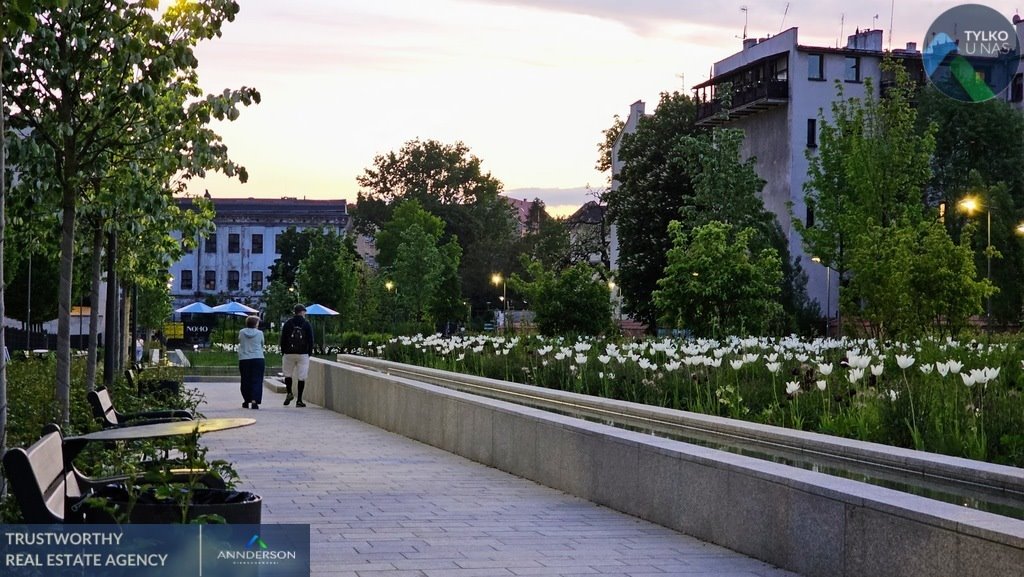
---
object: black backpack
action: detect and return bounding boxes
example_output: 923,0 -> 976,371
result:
286,322 -> 308,353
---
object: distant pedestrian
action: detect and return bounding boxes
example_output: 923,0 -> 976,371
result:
280,303 -> 314,407
238,315 -> 265,409
135,338 -> 144,364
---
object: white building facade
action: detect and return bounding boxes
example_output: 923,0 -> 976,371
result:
692,28 -> 923,325
169,196 -> 349,310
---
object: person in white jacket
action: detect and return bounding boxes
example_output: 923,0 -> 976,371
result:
237,315 -> 266,409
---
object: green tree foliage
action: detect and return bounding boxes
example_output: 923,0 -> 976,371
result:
380,200 -> 463,331
374,199 -> 445,268
845,220 -> 992,339
511,260 -> 612,336
512,199 -> 572,271
268,227 -> 321,290
678,127 -> 816,333
916,90 -> 1024,325
295,231 -> 349,313
354,138 -> 516,311
601,92 -> 702,330
4,0 -> 257,423
801,61 -> 935,282
654,221 -> 784,337
802,59 -> 994,338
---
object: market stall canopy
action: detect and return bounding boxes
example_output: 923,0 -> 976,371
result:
211,301 -> 259,315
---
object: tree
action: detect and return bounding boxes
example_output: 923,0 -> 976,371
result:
374,199 -> 445,269
654,221 -> 784,338
354,138 -> 516,312
677,127 -> 816,333
512,199 -> 572,271
917,90 -> 1024,325
4,0 -> 258,423
511,259 -> 612,336
0,0 -> 62,461
800,60 -> 936,335
601,92 -> 703,330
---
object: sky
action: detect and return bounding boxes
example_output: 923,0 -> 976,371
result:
187,0 -> 1022,217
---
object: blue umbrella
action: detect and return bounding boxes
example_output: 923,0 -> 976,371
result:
304,303 -> 339,316
174,301 -> 214,314
304,304 -> 339,350
211,301 -> 259,315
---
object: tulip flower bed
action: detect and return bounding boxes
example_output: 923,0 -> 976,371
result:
370,334 -> 1024,467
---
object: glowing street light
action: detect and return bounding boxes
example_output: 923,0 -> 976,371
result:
958,195 -> 992,331
491,273 -> 507,311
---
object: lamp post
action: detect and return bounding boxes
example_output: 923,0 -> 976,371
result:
811,257 -> 831,337
490,273 -> 506,310
384,281 -> 396,333
958,196 -> 991,332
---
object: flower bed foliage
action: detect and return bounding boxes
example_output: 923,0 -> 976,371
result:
374,333 -> 1024,467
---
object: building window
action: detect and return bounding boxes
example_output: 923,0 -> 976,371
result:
845,56 -> 861,82
204,233 -> 217,253
807,118 -> 817,148
251,271 -> 264,292
1012,73 -> 1023,103
228,233 -> 240,254
204,270 -> 216,291
274,233 -> 282,254
228,270 -> 240,291
180,270 -> 193,291
183,239 -> 192,254
808,54 -> 824,80
252,234 -> 263,254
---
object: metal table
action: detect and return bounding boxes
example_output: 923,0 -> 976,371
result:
64,417 -> 255,459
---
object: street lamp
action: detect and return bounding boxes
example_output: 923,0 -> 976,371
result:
958,195 -> 992,331
491,273 -> 507,311
811,256 -> 831,337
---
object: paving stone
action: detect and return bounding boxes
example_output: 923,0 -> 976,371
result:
196,382 -> 801,577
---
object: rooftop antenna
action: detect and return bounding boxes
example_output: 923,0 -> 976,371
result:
872,14 -> 879,29
888,0 -> 896,50
780,2 -> 790,32
740,6 -> 749,39
676,72 -> 686,90
838,13 -> 845,48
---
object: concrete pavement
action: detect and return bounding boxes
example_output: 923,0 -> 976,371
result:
194,381 -> 801,577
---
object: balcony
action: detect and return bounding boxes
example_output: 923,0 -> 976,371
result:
696,79 -> 789,125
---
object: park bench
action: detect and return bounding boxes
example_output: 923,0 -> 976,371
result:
1,425 -> 226,523
87,387 -> 193,429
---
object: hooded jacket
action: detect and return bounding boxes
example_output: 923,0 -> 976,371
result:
237,327 -> 265,360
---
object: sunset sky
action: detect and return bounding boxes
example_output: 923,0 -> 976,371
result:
187,1 -> 1021,216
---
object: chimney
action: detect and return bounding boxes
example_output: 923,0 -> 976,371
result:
743,38 -> 758,50
904,41 -> 918,53
846,29 -> 884,51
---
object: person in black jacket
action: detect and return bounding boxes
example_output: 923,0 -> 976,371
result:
279,303 -> 315,407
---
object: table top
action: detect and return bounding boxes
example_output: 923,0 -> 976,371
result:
68,417 -> 255,443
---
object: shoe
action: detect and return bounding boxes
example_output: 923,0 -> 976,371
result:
251,403 -> 259,410
296,401 -> 306,407
284,393 -> 293,406
242,401 -> 250,409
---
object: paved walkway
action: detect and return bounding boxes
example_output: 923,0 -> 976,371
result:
194,381 -> 800,577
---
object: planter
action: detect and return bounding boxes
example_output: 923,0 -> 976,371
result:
82,486 -> 262,524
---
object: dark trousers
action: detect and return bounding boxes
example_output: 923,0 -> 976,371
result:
239,358 -> 266,404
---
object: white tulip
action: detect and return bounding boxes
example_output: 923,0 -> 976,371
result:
896,355 -> 915,369
817,363 -> 834,376
870,364 -> 884,377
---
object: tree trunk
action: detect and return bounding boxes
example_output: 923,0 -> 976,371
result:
120,281 -> 131,370
103,231 -> 117,386
86,224 -> 102,391
57,189 -> 76,425
0,45 -> 9,464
